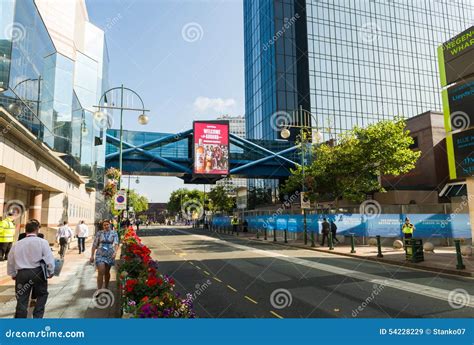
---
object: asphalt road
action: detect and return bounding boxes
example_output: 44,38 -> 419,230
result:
138,226 -> 474,318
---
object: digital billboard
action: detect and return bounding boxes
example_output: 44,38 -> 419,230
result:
193,121 -> 229,176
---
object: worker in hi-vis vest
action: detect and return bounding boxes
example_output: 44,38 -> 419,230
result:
0,212 -> 16,261
401,217 -> 415,239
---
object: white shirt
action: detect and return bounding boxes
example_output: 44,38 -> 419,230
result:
7,235 -> 55,278
75,223 -> 89,237
56,225 -> 73,241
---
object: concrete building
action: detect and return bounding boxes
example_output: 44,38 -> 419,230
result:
0,0 -> 109,242
378,111 -> 449,205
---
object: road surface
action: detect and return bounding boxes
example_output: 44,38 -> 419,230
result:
138,226 -> 474,318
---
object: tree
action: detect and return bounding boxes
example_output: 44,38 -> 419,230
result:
207,185 -> 235,212
108,189 -> 148,217
127,189 -> 149,213
166,188 -> 205,215
282,118 -> 421,204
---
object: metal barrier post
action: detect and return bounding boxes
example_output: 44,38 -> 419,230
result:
376,235 -> 383,258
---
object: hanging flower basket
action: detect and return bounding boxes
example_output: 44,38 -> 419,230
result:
102,180 -> 117,199
105,167 -> 121,181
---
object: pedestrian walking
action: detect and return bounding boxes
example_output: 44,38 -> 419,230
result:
7,220 -> 55,318
330,220 -> 339,244
56,221 -> 73,259
0,212 -> 16,261
75,220 -> 89,254
320,218 -> 330,246
402,217 -> 415,240
90,220 -> 119,290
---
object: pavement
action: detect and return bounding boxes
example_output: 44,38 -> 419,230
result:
232,230 -> 473,277
138,226 -> 474,318
0,239 -> 120,318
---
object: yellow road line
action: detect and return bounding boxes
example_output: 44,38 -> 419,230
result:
270,310 -> 283,319
203,270 -> 211,276
213,277 -> 223,283
227,285 -> 237,292
244,296 -> 258,304
195,266 -> 202,270
189,262 -> 195,266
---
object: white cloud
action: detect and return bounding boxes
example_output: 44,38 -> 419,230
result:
193,96 -> 236,114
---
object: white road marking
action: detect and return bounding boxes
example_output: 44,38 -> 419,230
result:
172,229 -> 474,308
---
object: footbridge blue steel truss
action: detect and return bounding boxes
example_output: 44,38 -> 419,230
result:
105,129 -> 301,183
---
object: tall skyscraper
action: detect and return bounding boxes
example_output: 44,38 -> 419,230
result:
244,0 -> 474,141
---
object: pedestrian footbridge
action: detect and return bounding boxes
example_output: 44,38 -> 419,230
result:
105,129 -> 302,183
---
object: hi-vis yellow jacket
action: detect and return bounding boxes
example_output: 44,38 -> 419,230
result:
0,217 -> 15,243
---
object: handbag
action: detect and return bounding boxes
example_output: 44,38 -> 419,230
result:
54,258 -> 64,276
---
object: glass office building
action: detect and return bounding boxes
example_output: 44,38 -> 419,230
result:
244,0 -> 474,141
0,0 -> 109,187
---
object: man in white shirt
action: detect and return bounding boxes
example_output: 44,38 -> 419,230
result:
56,221 -> 73,259
7,220 -> 55,318
75,220 -> 89,254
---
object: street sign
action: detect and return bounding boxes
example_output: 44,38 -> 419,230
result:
114,189 -> 127,211
439,26 -> 474,180
301,192 -> 311,209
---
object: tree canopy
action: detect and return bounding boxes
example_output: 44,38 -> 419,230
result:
281,118 -> 421,204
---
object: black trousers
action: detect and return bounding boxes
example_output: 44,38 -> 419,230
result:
320,233 -> 328,246
404,233 -> 413,240
59,237 -> 68,258
77,237 -> 86,253
15,267 -> 48,318
0,242 -> 12,260
331,231 -> 339,243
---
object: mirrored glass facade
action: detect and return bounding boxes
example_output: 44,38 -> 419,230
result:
244,0 -> 474,141
0,0 -> 109,188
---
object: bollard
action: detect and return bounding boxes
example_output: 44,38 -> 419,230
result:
376,235 -> 383,258
284,229 -> 288,243
329,231 -> 334,250
311,230 -> 315,247
264,228 -> 268,241
454,239 -> 466,270
257,230 -> 260,239
273,229 -> 277,242
350,234 -> 356,253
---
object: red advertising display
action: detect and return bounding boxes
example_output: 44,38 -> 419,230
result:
193,121 -> 229,175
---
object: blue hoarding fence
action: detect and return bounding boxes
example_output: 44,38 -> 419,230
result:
211,213 -> 471,239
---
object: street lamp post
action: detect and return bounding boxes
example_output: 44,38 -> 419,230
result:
94,85 -> 150,190
280,106 -> 322,246
94,85 -> 149,231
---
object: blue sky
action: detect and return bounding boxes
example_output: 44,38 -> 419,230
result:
86,0 -> 244,202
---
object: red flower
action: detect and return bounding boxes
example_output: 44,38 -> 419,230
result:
146,276 -> 160,287
125,279 -> 138,292
141,296 -> 149,303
